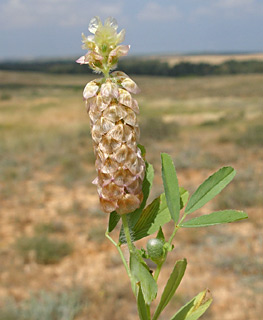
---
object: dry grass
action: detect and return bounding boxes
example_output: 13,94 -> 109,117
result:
147,53 -> 263,66
0,70 -> 262,319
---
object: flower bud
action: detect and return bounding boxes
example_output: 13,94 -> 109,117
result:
146,238 -> 165,263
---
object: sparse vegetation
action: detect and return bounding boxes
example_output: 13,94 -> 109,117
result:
87,225 -> 106,244
236,124 -> 263,147
140,117 -> 179,141
0,289 -> 87,320
0,70 -> 262,319
15,236 -> 72,264
2,57 -> 263,76
34,221 -> 66,234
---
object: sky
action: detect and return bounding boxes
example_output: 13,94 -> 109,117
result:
0,0 -> 263,60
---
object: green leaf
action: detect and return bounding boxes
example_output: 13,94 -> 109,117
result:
181,210 -> 248,228
138,144 -> 146,158
147,187 -> 189,236
120,187 -> 190,243
127,162 -> 154,227
180,187 -> 189,209
156,227 -> 165,242
170,289 -> 212,320
137,285 -> 150,320
161,153 -> 181,222
185,167 -> 236,215
120,195 -> 163,244
133,196 -> 162,242
147,193 -> 171,235
119,162 -> 154,243
108,211 -> 120,233
130,252 -> 158,304
152,259 -> 187,320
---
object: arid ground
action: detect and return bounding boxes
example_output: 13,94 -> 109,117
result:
147,52 -> 263,66
0,70 -> 262,319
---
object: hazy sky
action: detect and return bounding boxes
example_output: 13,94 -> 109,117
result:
1,0 -> 263,60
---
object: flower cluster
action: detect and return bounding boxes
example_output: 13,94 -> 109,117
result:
76,16 -> 130,75
77,17 -> 145,214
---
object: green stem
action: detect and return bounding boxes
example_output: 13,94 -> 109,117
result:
153,261 -> 164,281
103,69 -> 110,79
121,214 -> 134,254
146,304 -> 151,319
105,230 -> 132,279
168,224 -> 180,245
120,214 -> 139,297
154,212 -> 188,281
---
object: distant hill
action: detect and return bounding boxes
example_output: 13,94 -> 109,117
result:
1,53 -> 263,77
144,53 -> 263,66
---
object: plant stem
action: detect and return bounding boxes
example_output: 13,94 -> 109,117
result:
168,224 -> 180,245
120,214 -> 139,298
146,304 -> 151,319
154,261 -> 164,281
105,230 -> 132,279
121,214 -> 134,253
154,213 -> 188,281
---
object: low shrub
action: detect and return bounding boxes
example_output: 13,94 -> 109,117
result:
15,235 -> 72,264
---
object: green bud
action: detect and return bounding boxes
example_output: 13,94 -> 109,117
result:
146,238 -> 165,263
101,44 -> 108,52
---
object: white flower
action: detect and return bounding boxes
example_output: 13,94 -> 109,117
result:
88,16 -> 102,34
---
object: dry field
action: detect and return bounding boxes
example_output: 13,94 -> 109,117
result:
147,52 -> 263,66
0,70 -> 263,319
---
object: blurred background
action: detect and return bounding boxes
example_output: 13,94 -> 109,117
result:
0,1 -> 262,319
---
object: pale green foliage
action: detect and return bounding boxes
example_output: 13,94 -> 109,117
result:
15,236 -> 72,264
0,290 -> 86,320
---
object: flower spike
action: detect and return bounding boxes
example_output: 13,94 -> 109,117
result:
77,17 -> 145,214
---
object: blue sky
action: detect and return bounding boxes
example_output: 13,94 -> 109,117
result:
1,0 -> 263,60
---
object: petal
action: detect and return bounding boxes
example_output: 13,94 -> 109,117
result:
116,29 -> 126,44
111,71 -> 129,79
83,81 -> 99,99
96,93 -> 111,112
88,99 -> 101,123
103,103 -> 127,122
126,136 -> 137,150
113,168 -> 135,187
86,96 -> 97,113
123,125 -> 134,142
109,45 -> 130,61
81,34 -> 96,50
99,135 -> 121,154
98,170 -> 112,186
118,88 -> 133,108
101,182 -> 124,200
101,158 -> 119,174
89,52 -> 103,61
100,117 -> 115,133
89,16 -> 101,34
121,77 -> 140,94
107,123 -> 124,142
125,178 -> 142,194
111,83 -> 119,99
87,35 -> 95,42
101,82 -> 112,98
131,99 -> 139,114
100,197 -> 117,213
116,194 -> 141,214
104,17 -> 118,30
114,144 -> 129,163
124,108 -> 137,126
91,121 -> 103,144
76,56 -> 87,64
